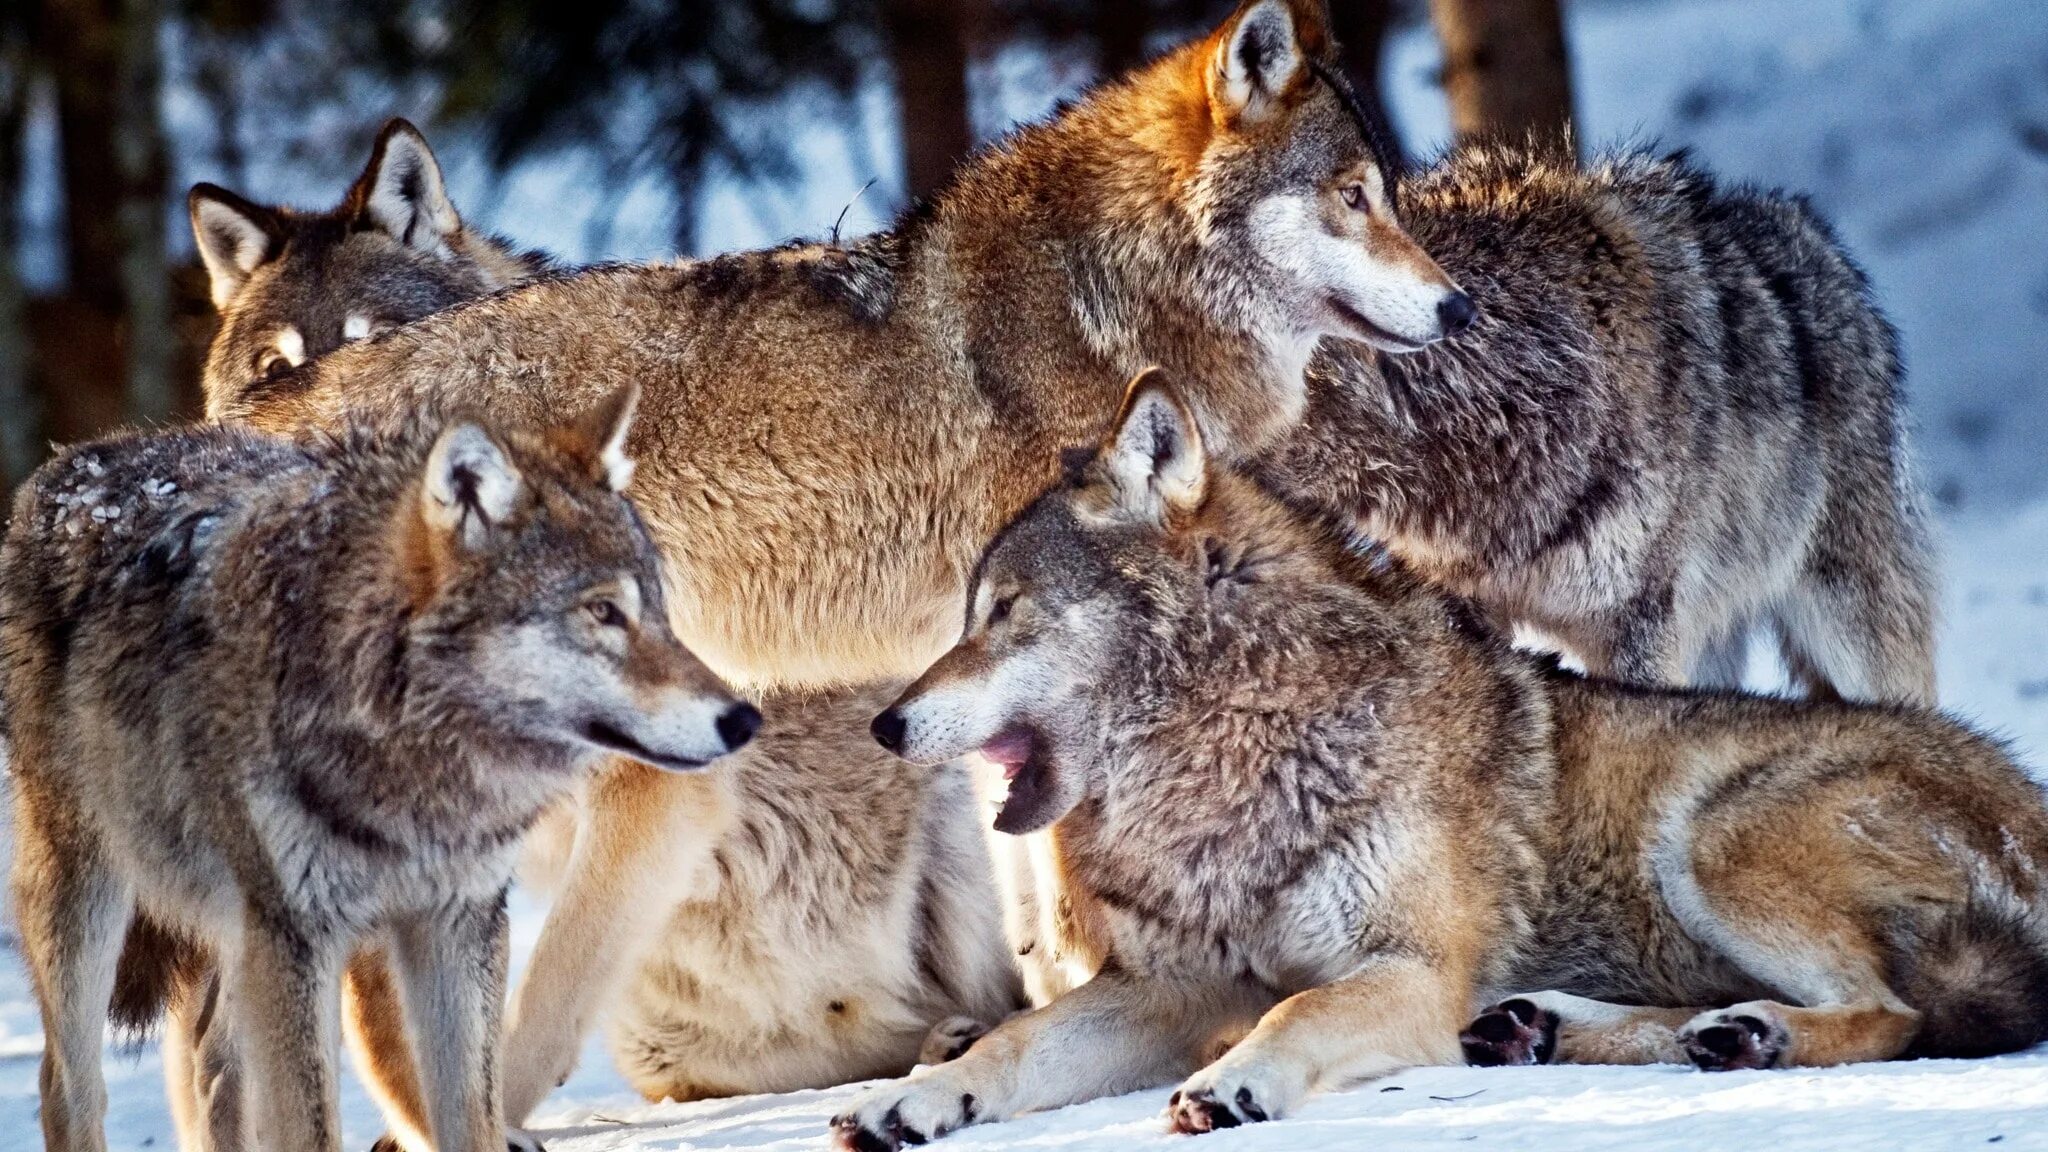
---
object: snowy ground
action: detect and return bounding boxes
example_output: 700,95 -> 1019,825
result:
6,0 -> 2048,1148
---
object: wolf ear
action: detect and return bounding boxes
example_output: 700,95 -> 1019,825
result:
354,119 -> 461,255
189,184 -> 283,310
1209,0 -> 1325,123
1105,369 -> 1208,523
568,383 -> 641,493
422,422 -> 524,549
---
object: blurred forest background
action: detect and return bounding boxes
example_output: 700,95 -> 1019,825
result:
0,0 -> 1576,488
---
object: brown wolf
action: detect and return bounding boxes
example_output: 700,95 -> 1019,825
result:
1,388 -> 754,1152
1266,144 -> 1937,703
837,374 -> 2048,1146
190,117 -> 547,406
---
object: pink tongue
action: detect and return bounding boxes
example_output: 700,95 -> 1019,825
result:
980,731 -> 1034,779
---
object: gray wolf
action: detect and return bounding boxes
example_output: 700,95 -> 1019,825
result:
189,117 -> 547,407
1265,144 -> 1937,703
837,374 -> 2047,1146
207,0 -> 1469,1127
1,388 -> 753,1152
187,129 -> 1025,1139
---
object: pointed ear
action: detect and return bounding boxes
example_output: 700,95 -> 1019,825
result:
1104,369 -> 1208,523
1208,0 -> 1322,123
353,119 -> 461,254
570,383 -> 640,492
189,184 -> 282,310
422,422 -> 523,549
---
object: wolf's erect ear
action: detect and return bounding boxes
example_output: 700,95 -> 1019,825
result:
1208,0 -> 1324,123
423,422 -> 524,550
568,383 -> 641,493
189,184 -> 283,310
355,119 -> 461,255
1105,369 -> 1208,523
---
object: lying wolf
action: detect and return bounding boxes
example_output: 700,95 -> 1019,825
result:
1,388 -> 754,1152
840,375 -> 2048,1145
1269,145 -> 1937,704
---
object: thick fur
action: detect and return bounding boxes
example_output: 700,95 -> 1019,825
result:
1,405 -> 745,1152
191,118 -> 547,406
835,381 -> 2047,1146
1264,144 -> 1938,703
203,0 -> 1469,1129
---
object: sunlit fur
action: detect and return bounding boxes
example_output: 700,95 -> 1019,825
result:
838,381 -> 2048,1147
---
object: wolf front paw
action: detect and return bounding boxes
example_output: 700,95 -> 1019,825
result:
1461,997 -> 1559,1066
1167,1055 -> 1296,1134
918,1015 -> 992,1065
506,1127 -> 547,1152
831,1079 -> 982,1151
1679,1007 -> 1786,1071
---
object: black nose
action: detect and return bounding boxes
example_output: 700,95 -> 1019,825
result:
871,708 -> 906,752
716,703 -> 762,752
1437,291 -> 1478,336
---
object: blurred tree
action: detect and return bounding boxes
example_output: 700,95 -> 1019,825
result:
886,0 -> 978,201
0,23 -> 35,487
1429,0 -> 1574,156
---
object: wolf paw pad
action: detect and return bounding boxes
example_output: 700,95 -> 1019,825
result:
1680,1010 -> 1784,1071
1460,997 -> 1558,1066
1167,1085 -> 1271,1134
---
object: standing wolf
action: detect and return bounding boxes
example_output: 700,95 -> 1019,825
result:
839,377 -> 2047,1146
1267,145 -> 1936,703
190,117 -> 547,406
1,389 -> 756,1152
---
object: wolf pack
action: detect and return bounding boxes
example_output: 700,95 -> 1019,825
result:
3,2 -> 2043,1150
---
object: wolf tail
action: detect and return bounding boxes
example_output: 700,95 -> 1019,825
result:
109,912 -> 209,1040
1894,901 -> 2048,1059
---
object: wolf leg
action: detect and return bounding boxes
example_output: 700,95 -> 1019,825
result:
502,760 -> 729,1122
345,936 -> 434,1152
1770,564 -> 1936,706
1460,990 -> 1697,1066
234,916 -> 345,1152
391,892 -> 519,1152
15,796 -> 134,1152
833,971 -> 1266,1151
165,967 -> 246,1152
1676,998 -> 1919,1070
1167,954 -> 1465,1132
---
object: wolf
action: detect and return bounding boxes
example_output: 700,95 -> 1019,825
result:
1266,144 -> 1937,704
204,0 -> 1470,1127
1,387 -> 757,1152
189,117 -> 547,406
835,375 -> 2048,1146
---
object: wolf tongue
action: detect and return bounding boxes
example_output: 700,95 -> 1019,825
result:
980,729 -> 1035,779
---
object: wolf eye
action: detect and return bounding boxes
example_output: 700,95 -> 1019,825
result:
988,593 -> 1016,627
254,353 -> 293,382
1341,184 -> 1369,213
586,599 -> 629,629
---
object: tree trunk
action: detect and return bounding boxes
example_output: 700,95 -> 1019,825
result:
38,0 -> 175,433
0,51 -> 37,488
1429,0 -> 1575,156
1095,0 -> 1150,78
1329,0 -> 1403,165
885,0 -> 976,203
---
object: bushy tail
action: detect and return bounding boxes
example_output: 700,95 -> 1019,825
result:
109,912 -> 208,1041
1893,902 -> 2048,1059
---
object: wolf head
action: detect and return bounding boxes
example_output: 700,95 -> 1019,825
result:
874,368 -> 1363,833
191,118 -> 545,418
1101,0 -> 1471,356
397,383 -> 759,773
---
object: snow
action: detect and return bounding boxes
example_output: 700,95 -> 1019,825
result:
6,0 -> 2048,1148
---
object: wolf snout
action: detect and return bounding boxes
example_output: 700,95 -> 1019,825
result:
717,702 -> 763,752
1437,291 -> 1478,337
871,707 -> 907,753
